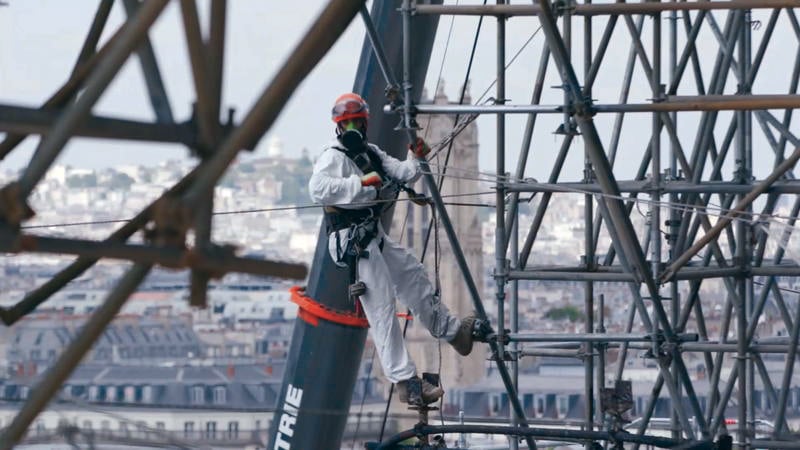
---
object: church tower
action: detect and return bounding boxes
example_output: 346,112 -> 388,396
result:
391,81 -> 487,404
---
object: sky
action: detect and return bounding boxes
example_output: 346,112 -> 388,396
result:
0,1 -> 798,185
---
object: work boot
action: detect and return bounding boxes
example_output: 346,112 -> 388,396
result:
396,376 -> 444,405
449,315 -> 477,356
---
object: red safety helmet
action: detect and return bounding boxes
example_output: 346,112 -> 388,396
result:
331,93 -> 369,123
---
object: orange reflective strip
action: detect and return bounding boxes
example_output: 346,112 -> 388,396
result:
290,286 -> 369,328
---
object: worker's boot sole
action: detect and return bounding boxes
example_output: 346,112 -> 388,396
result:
449,315 -> 477,356
397,376 -> 443,405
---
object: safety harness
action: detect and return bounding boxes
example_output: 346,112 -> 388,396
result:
323,144 -> 388,301
323,143 -> 426,302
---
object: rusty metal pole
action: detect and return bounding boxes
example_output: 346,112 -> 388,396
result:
182,0 -> 366,204
15,0 -> 170,200
0,264 -> 152,449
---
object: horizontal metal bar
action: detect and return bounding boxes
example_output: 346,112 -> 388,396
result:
671,266 -> 746,280
518,350 -> 580,358
525,342 -> 584,350
751,266 -> 800,276
510,264 -> 800,282
521,264 -> 626,273
508,270 -> 636,282
510,333 -> 652,343
388,95 -> 800,115
505,180 -> 800,195
621,342 -> 800,353
401,104 -> 563,115
379,424 -> 683,450
414,1 -> 799,17
681,342 -> 800,353
750,441 -> 800,449
0,104 -> 194,145
596,95 -> 800,112
511,333 -> 699,343
0,232 -> 307,280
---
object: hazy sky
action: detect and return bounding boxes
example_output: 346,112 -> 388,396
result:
1,1 -> 797,184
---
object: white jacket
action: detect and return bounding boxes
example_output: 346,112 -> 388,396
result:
309,140 -> 420,209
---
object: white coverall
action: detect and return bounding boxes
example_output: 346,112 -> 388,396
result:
309,140 -> 461,383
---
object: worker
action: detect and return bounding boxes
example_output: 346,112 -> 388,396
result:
309,93 -> 476,406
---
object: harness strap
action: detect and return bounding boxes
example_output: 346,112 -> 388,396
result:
333,144 -> 429,206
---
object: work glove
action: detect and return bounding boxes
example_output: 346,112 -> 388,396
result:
361,171 -> 382,188
409,137 -> 431,158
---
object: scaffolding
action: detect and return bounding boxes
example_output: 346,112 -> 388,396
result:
381,1 -> 800,449
1,1 -> 800,449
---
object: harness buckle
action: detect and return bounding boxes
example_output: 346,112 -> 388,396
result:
349,281 -> 367,298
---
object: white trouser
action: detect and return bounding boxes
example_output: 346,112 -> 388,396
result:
328,224 -> 460,383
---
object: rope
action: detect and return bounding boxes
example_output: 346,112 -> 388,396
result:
417,166 -> 800,232
473,25 -> 544,105
433,202 -> 446,426
26,165 -> 800,240
18,191 -> 494,231
378,0 -> 491,440
350,345 -> 377,450
54,393 -> 198,450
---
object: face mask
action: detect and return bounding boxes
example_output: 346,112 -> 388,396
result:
339,122 -> 366,153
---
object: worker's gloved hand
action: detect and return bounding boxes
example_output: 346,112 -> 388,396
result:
409,137 -> 431,158
361,171 -> 382,188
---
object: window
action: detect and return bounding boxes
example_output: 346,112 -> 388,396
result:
191,386 -> 205,405
535,396 -> 545,417
184,421 -> 195,438
206,421 -> 217,439
82,420 -> 92,431
523,393 -> 533,412
156,422 -> 165,430
796,388 -> 800,411
20,386 -> 30,400
136,421 -> 147,438
557,395 -> 569,418
213,386 -> 227,405
101,420 -> 110,437
119,422 -> 129,436
228,421 -> 239,439
124,386 -> 136,403
142,385 -> 154,403
258,385 -> 269,403
106,386 -> 117,402
88,385 -> 99,401
489,393 -> 502,416
35,421 -> 46,436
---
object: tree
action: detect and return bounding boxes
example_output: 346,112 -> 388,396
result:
106,172 -> 135,190
543,305 -> 585,322
66,173 -> 97,188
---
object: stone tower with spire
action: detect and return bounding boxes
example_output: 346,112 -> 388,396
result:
390,80 -> 486,402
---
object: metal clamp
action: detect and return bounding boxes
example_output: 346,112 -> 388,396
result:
0,182 -> 35,228
144,197 -> 191,250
